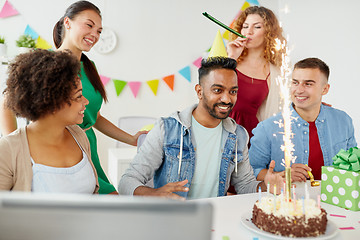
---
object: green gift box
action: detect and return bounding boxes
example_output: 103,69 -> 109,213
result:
321,147 -> 360,211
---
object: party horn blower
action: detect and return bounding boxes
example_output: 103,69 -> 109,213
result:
202,12 -> 246,39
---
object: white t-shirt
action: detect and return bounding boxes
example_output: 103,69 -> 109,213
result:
187,116 -> 223,199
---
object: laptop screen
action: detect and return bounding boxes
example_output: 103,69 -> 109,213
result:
0,192 -> 213,240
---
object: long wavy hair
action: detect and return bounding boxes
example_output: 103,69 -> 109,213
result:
230,6 -> 286,67
53,1 -> 107,101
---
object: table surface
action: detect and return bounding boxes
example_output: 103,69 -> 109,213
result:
196,181 -> 360,240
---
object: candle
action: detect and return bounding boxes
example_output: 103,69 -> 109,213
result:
317,195 -> 321,209
293,192 -> 297,212
267,182 -> 270,195
292,184 -> 296,199
302,196 -> 305,215
283,181 -> 286,194
273,194 -> 276,212
259,186 -> 262,202
305,182 -> 309,200
274,184 -> 277,196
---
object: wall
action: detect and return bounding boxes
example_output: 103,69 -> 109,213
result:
1,0 -> 358,174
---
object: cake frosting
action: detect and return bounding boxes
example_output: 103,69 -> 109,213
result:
252,195 -> 327,237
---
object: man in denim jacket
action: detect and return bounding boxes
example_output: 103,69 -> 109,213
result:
250,58 -> 357,182
119,57 -> 283,200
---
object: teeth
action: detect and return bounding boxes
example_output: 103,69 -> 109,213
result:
218,106 -> 229,110
84,38 -> 93,44
79,110 -> 84,114
296,96 -> 307,100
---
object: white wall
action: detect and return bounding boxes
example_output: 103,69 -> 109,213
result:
0,0 -> 358,173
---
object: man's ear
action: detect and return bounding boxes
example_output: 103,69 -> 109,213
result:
195,84 -> 202,100
322,83 -> 330,96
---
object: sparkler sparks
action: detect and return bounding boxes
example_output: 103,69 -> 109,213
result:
274,37 -> 295,168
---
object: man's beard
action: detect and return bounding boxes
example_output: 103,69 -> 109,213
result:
203,95 -> 233,120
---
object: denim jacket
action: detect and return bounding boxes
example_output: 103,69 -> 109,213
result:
249,104 -> 357,177
119,104 -> 260,198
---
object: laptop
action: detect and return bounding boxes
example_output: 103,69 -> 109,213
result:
0,192 -> 213,240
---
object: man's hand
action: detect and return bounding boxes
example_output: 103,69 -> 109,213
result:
263,160 -> 284,194
291,163 -> 311,182
134,180 -> 189,200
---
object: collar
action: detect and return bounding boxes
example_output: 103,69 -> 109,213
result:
174,104 -> 237,134
291,104 -> 326,128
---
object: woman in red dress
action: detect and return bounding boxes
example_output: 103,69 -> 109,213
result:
227,6 -> 286,140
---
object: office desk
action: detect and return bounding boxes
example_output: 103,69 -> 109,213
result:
196,181 -> 359,240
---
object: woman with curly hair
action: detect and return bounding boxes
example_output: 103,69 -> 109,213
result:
0,49 -> 99,193
227,6 -> 286,140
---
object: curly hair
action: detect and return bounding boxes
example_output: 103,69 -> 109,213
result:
230,6 -> 286,67
4,49 -> 80,121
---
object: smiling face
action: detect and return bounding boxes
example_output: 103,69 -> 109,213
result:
56,79 -> 89,125
241,14 -> 266,49
64,9 -> 102,53
197,68 -> 238,121
291,68 -> 330,119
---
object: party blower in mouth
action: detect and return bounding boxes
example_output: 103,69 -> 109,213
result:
202,12 -> 246,39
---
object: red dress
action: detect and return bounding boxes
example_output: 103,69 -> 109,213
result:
229,69 -> 269,140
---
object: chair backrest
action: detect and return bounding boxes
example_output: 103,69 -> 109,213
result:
116,116 -> 156,148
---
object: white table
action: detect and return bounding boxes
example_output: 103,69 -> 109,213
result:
196,181 -> 360,240
107,147 -> 137,190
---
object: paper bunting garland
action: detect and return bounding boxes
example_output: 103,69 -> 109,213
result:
162,75 -> 175,91
178,66 -> 191,83
36,36 -> 52,49
2,0 -> 257,98
128,82 -> 141,98
23,25 -> 53,49
192,57 -> 202,69
24,25 -> 39,39
146,79 -> 159,96
0,0 -> 19,18
100,75 -> 111,86
113,80 -> 127,96
246,0 -> 260,5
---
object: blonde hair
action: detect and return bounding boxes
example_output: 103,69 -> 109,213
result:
230,6 -> 286,67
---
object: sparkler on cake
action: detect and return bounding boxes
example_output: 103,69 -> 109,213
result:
251,38 -> 328,237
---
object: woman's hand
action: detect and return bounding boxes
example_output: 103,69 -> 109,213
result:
130,130 -> 149,146
227,37 -> 248,60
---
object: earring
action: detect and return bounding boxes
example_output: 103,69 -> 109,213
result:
66,25 -> 70,29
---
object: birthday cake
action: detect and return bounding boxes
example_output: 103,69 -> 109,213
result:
252,195 -> 327,237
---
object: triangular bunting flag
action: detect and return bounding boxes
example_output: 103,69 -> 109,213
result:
192,57 -> 202,69
113,80 -> 127,96
162,74 -> 175,91
179,66 -> 191,83
99,75 -> 110,86
36,36 -> 52,49
146,79 -> 159,96
128,81 -> 141,98
241,1 -> 251,11
223,30 -> 230,40
0,0 -> 19,18
247,0 -> 260,5
24,25 -> 39,39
